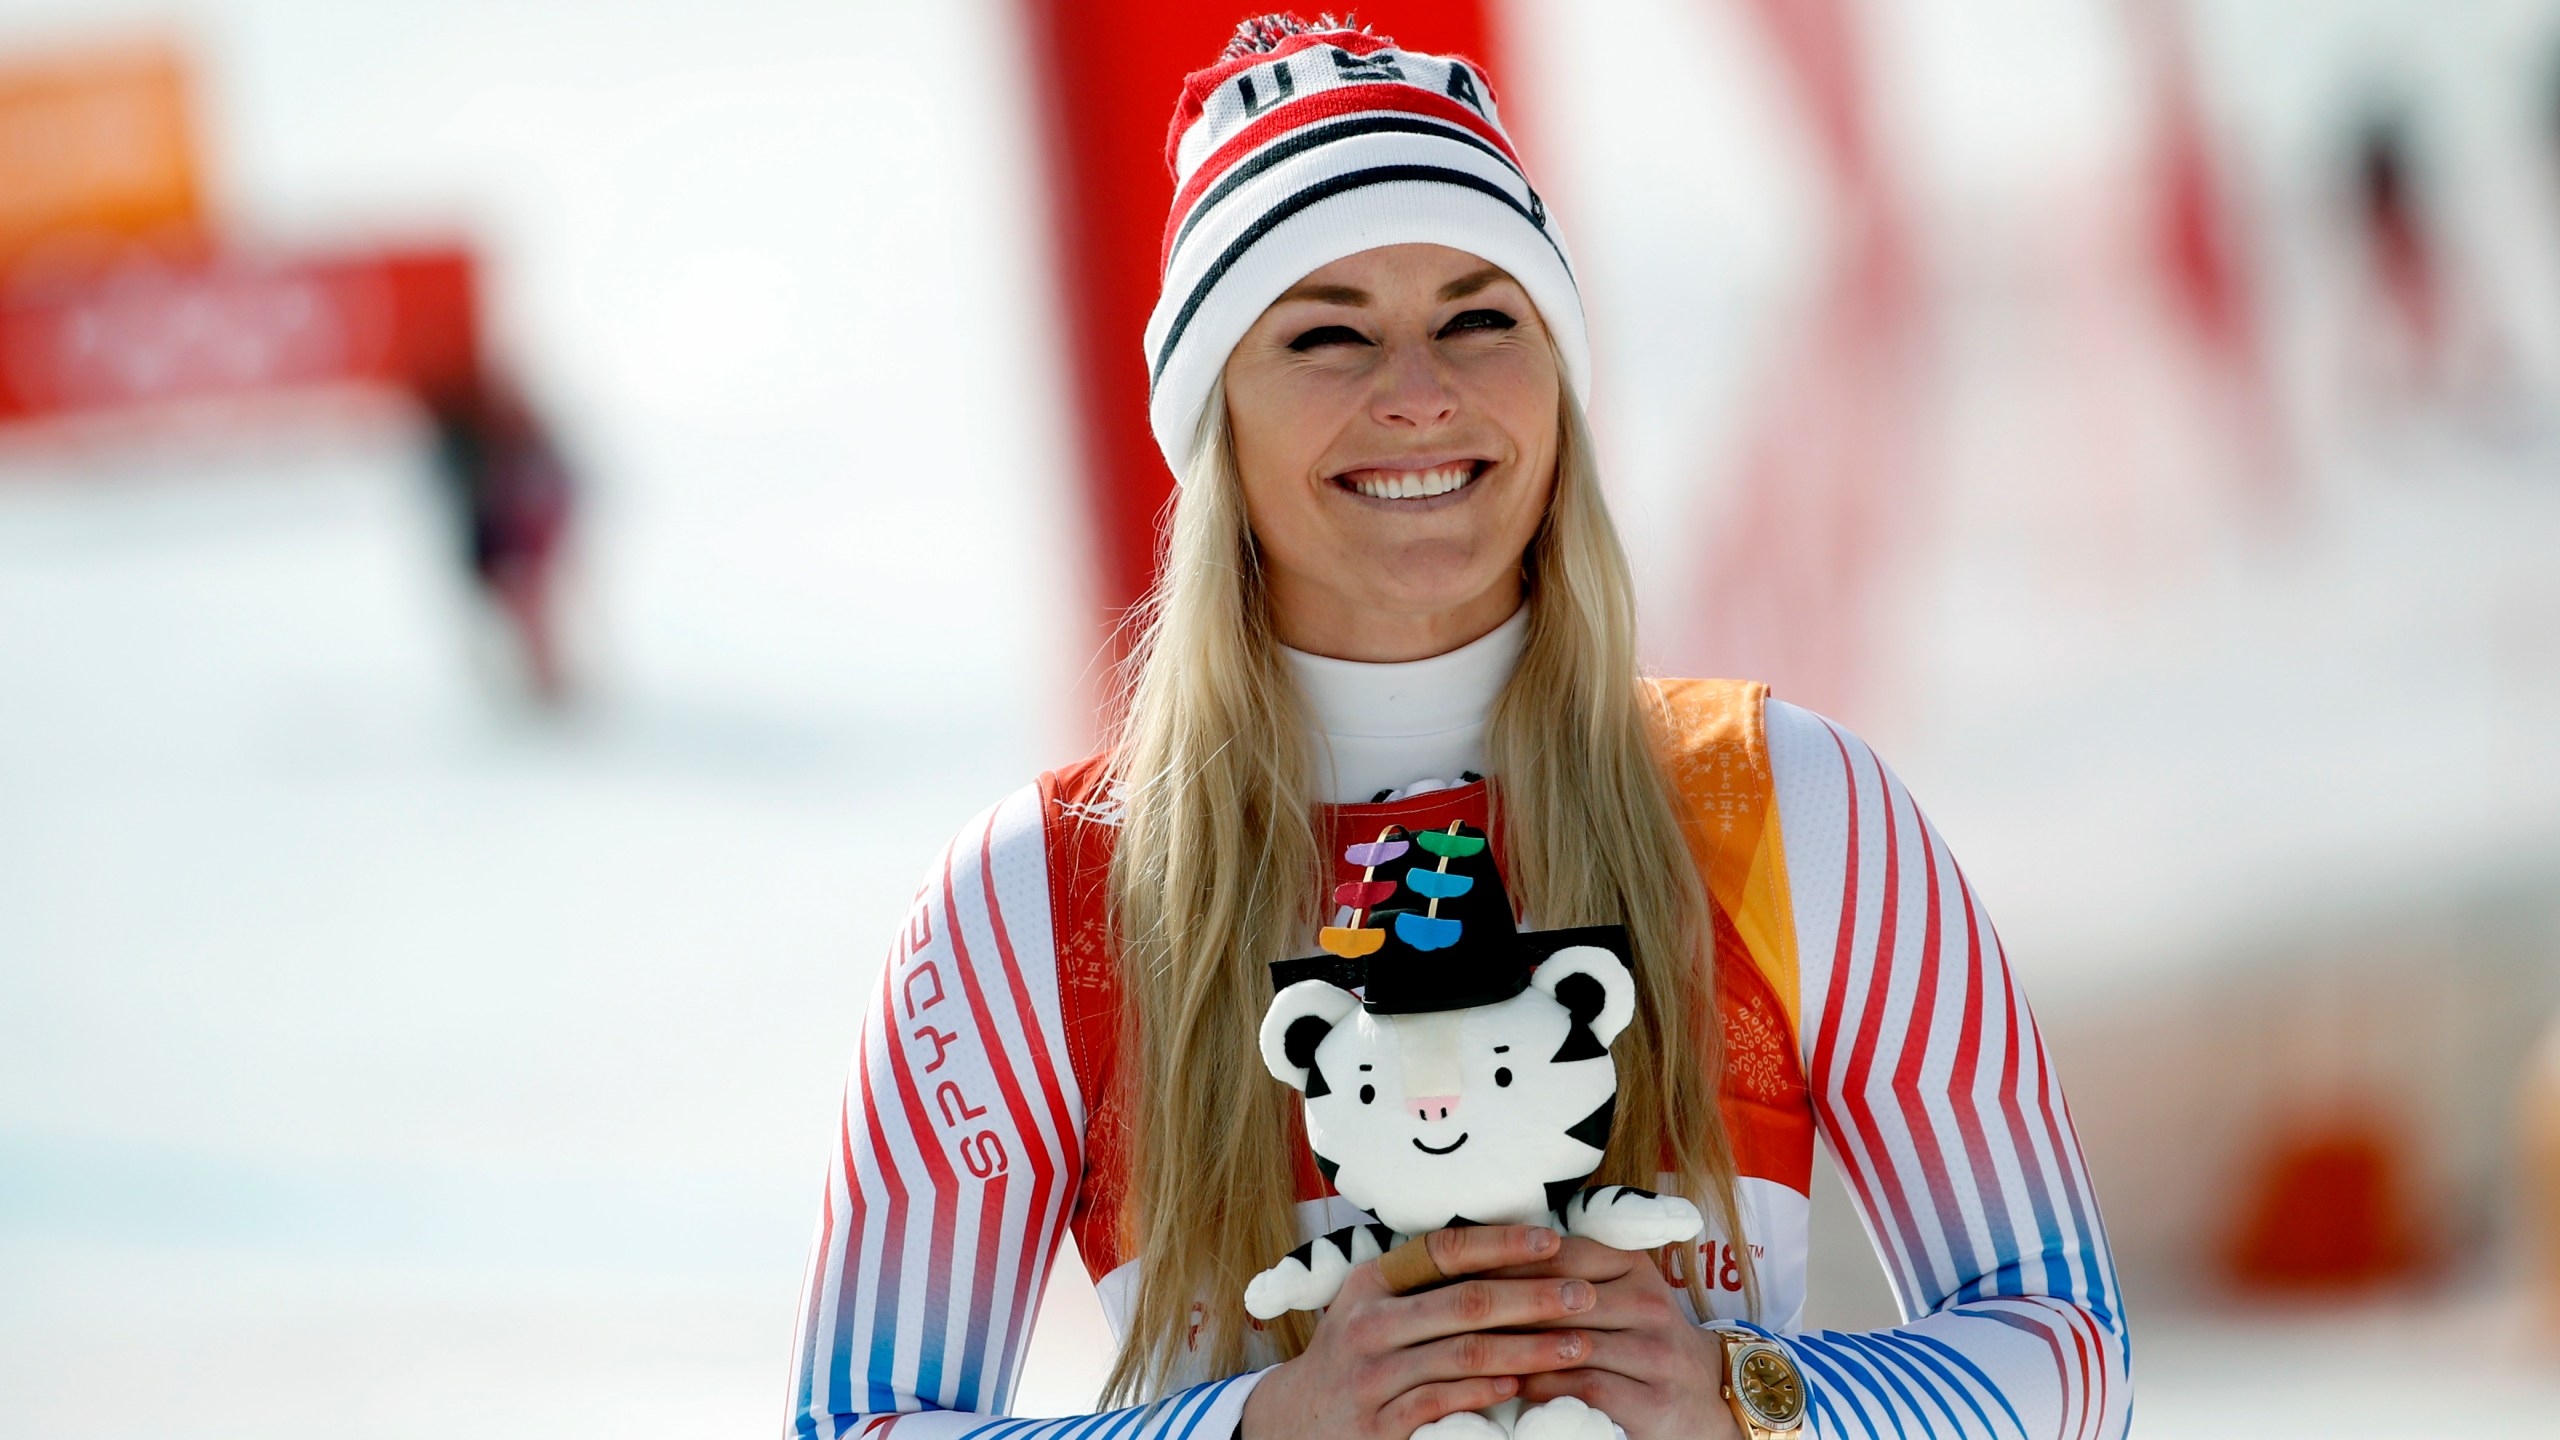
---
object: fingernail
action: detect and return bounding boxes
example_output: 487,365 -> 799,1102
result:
1529,1227 -> 1558,1254
1562,1280 -> 1594,1311
1495,1376 -> 1518,1396
1557,1334 -> 1585,1361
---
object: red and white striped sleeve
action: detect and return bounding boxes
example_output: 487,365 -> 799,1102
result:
1759,700 -> 2133,1440
783,783 -> 1266,1439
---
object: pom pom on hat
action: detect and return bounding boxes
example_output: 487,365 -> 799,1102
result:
1222,11 -> 1374,58
1143,13 -> 1588,483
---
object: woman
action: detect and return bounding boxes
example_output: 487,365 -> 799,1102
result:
785,17 -> 2128,1440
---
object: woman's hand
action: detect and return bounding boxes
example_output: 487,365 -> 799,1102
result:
1238,1224 -> 1599,1440
1485,1237 -> 1743,1440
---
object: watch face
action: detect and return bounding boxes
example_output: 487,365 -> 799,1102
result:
1733,1342 -> 1806,1428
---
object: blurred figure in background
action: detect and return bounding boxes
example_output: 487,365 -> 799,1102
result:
2328,76 -> 2547,451
2344,110 -> 2447,376
425,376 -> 578,707
2350,103 -> 2452,401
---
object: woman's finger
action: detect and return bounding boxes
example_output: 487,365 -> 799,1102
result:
1384,1375 -> 1521,1434
1394,1326 -> 1594,1389
1332,1224 -> 1559,1309
1514,1365 -> 1644,1415
1425,1223 -> 1563,1278
1474,1235 -> 1655,1283
1534,1272 -> 1693,1333
1377,1274 -> 1597,1345
1528,1325 -> 1668,1381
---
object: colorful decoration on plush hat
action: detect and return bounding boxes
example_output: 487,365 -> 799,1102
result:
1287,821 -> 1584,1015
1316,819 -> 1489,961
1249,817 -> 1707,1440
1316,825 -> 1406,960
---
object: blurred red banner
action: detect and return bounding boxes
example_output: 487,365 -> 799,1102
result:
0,246 -> 480,425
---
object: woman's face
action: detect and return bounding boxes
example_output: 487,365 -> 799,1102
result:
1221,242 -> 1561,661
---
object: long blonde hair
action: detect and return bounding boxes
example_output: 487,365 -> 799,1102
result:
1101,381 -> 1754,1403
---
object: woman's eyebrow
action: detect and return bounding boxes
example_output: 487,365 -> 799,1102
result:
1275,281 -> 1370,305
1271,267 -> 1512,308
1437,266 -> 1509,301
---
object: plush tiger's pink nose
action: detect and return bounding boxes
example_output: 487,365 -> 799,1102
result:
1409,1095 -> 1460,1122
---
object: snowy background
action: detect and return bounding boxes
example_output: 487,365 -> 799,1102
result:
2,1 -> 2557,1436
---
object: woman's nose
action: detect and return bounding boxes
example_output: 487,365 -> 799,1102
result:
1372,346 -> 1458,428
1409,1094 -> 1460,1122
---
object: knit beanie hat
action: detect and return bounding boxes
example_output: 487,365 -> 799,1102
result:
1143,13 -> 1588,482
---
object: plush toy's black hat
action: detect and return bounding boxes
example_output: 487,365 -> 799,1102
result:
1270,820 -> 1631,1014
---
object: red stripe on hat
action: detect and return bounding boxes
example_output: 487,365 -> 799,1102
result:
1162,83 -> 1519,272
1164,27 -> 1408,160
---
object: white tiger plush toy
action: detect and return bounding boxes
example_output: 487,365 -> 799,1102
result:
1248,822 -> 1703,1440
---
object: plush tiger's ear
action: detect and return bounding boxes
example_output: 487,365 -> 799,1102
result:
1260,980 -> 1360,1092
1529,945 -> 1637,1050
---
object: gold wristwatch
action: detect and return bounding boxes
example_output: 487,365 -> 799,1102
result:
1718,1330 -> 1807,1438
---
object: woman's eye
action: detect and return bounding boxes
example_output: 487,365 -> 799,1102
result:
1440,308 -> 1515,336
1287,324 -> 1370,351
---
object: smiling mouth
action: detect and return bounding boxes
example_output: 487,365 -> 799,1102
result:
1411,1133 -> 1469,1155
1334,461 -> 1486,501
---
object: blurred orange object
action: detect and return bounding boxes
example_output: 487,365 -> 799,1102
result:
0,40 -> 206,278
2527,1021 -> 2560,1335
2223,1104 -> 2433,1294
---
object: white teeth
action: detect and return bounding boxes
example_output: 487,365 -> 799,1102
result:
1347,464 -> 1475,500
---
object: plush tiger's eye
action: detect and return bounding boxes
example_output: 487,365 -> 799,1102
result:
1495,1068 -> 1513,1088
1359,1084 -> 1376,1105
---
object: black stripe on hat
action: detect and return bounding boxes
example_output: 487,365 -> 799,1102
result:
1149,163 -> 1576,391
1167,113 -> 1535,272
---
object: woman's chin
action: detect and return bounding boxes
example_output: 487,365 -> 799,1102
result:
1340,566 -> 1523,627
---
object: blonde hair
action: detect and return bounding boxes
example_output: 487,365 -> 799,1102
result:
1100,381 -> 1753,1403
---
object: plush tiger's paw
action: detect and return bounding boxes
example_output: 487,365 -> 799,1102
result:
1407,1409 -> 1509,1440
1244,1222 -> 1397,1319
1510,1395 -> 1625,1440
1557,1186 -> 1704,1252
